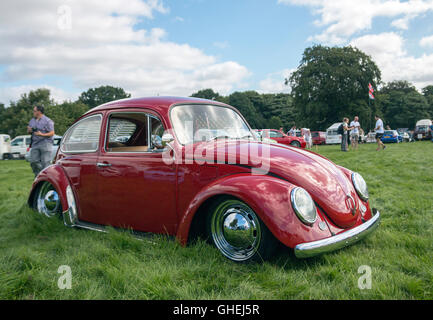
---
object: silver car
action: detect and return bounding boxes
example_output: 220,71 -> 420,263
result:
25,135 -> 62,162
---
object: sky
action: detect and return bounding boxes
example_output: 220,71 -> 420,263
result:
1,0 -> 433,106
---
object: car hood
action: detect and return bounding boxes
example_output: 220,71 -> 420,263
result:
192,140 -> 360,228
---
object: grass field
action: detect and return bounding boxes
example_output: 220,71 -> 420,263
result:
0,142 -> 432,300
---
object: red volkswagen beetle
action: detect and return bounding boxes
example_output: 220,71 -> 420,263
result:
256,129 -> 306,148
28,97 -> 380,262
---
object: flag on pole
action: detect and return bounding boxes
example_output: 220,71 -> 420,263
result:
368,83 -> 375,100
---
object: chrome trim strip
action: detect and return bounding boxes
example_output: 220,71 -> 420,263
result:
294,210 -> 381,258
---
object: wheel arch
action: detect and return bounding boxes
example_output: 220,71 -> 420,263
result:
28,164 -> 71,212
176,174 -> 332,248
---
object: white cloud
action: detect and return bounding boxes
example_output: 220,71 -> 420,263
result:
420,35 -> 433,47
258,69 -> 294,94
0,85 -> 78,105
0,0 -> 250,104
351,32 -> 433,89
278,0 -> 433,44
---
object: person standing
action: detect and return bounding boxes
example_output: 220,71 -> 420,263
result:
27,105 -> 55,176
350,116 -> 361,150
288,126 -> 297,137
341,118 -> 350,152
374,115 -> 386,151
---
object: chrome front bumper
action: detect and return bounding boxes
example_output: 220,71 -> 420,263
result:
294,210 -> 381,258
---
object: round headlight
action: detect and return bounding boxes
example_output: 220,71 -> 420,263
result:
352,172 -> 369,201
291,187 -> 317,225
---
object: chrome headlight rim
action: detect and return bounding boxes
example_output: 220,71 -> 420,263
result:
352,172 -> 369,201
291,187 -> 318,226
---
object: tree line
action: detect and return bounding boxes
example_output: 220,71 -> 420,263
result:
1,45 -> 433,137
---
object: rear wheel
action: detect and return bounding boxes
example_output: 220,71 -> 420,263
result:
33,181 -> 61,217
290,141 -> 301,148
206,197 -> 278,262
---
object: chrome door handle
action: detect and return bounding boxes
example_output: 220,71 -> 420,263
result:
96,162 -> 112,167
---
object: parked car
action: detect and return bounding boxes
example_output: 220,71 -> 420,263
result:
396,128 -> 412,142
25,135 -> 63,162
10,135 -> 31,159
326,123 -> 343,145
414,119 -> 432,141
252,130 -> 279,145
365,131 -> 377,143
311,131 -> 326,145
381,130 -> 403,143
0,134 -> 11,160
256,129 -> 306,148
28,96 -> 380,262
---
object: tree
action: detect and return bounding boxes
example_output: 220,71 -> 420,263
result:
78,85 -> 131,109
379,81 -> 430,128
0,88 -> 54,137
228,92 -> 265,129
422,85 -> 433,117
289,45 -> 381,130
190,89 -> 226,103
267,116 -> 283,129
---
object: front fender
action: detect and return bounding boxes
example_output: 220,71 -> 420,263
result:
176,174 -> 332,248
28,164 -> 71,212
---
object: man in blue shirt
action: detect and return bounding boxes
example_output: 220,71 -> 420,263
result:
27,105 -> 55,176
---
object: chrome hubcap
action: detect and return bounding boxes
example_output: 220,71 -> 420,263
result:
37,182 -> 60,217
211,201 -> 261,261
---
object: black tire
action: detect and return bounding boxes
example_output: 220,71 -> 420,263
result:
33,181 -> 62,218
290,141 -> 301,148
206,196 -> 278,263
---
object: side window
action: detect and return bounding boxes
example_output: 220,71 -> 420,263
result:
106,112 -> 166,153
61,115 -> 102,153
25,137 -> 31,145
11,138 -> 23,146
106,113 -> 147,152
269,131 -> 283,138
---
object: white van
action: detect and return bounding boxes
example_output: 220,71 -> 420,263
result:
10,135 -> 31,159
0,134 -> 12,160
414,119 -> 432,141
326,123 -> 343,145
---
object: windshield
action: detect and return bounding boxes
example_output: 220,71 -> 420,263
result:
171,104 -> 254,145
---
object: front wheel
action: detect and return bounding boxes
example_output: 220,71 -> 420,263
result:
290,141 -> 301,148
33,181 -> 62,218
206,197 -> 278,262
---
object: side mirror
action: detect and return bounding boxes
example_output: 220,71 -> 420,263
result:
161,133 -> 174,145
162,133 -> 174,144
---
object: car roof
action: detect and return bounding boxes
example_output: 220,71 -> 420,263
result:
327,123 -> 343,129
84,96 -> 229,116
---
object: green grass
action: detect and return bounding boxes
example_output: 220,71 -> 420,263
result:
0,142 -> 432,299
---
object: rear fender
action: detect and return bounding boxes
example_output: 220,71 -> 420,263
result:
176,174 -> 332,248
28,164 -> 71,212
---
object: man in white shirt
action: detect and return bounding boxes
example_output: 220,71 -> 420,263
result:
350,116 -> 361,150
374,115 -> 386,151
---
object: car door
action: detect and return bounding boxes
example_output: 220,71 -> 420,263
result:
94,109 -> 177,235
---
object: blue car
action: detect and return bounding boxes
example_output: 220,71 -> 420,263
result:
381,130 -> 403,143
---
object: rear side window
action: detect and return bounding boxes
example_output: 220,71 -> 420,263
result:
61,115 -> 102,153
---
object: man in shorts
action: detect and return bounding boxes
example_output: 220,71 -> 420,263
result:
374,115 -> 386,151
